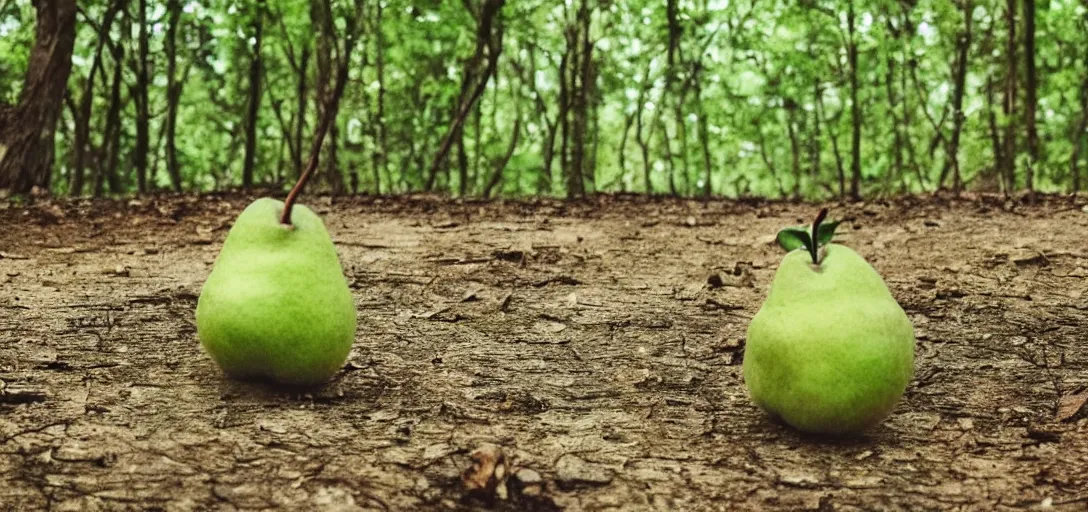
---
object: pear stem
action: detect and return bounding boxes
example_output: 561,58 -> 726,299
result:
280,1 -> 364,226
809,207 -> 829,264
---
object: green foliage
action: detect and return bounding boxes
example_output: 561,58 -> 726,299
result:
3,0 -> 1088,198
0,1 -> 33,103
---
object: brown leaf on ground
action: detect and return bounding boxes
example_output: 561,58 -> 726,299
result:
462,444 -> 509,499
1056,392 -> 1088,422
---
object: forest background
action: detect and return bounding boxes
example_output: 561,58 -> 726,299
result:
1,0 -> 1087,201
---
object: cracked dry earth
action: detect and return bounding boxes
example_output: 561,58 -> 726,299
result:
1,194 -> 1087,512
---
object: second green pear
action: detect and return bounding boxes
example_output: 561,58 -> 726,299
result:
195,198 -> 357,387
743,243 -> 915,435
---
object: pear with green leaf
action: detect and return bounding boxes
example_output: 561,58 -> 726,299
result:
743,209 -> 915,435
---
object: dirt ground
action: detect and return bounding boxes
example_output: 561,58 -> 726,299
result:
1,193 -> 1087,511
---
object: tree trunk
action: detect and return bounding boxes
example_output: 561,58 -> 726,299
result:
1071,77 -> 1088,195
664,0 -> 683,196
882,18 -> 904,194
786,105 -> 802,199
133,0 -> 150,193
986,75 -> 1006,192
483,100 -> 521,198
816,84 -> 847,199
312,0 -> 345,194
1022,0 -> 1038,199
374,0 -> 388,194
808,82 -> 822,187
634,64 -> 653,194
566,0 -> 592,199
847,0 -> 862,200
455,124 -> 468,195
97,41 -> 126,197
164,0 -> 185,192
295,47 -> 310,179
755,120 -> 785,197
558,38 -> 572,196
659,117 -> 677,196
424,0 -> 506,192
898,30 -> 923,191
942,0 -> 972,196
578,0 -> 595,196
1002,0 -> 1018,194
242,0 -> 266,190
515,46 -> 560,195
695,64 -> 712,198
466,102 -> 481,196
70,0 -> 122,196
618,111 -> 634,191
282,0 -> 364,217
0,0 -> 78,196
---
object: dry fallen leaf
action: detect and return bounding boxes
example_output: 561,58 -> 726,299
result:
461,444 -> 509,499
1056,392 -> 1088,422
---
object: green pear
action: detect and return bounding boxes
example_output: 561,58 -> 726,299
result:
743,209 -> 915,435
195,198 -> 357,387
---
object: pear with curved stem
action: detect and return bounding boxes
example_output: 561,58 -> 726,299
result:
195,198 -> 357,387
194,3 -> 363,387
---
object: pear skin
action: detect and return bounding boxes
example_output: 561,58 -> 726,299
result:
743,244 -> 915,435
195,198 -> 357,387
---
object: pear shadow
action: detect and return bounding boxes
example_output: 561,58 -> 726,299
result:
209,358 -> 385,406
761,411 -> 882,447
213,367 -> 354,401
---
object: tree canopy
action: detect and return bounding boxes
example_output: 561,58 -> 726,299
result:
1,0 -> 1087,200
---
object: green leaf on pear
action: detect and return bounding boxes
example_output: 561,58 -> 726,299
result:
816,220 -> 840,246
774,209 -> 841,265
776,227 -> 813,253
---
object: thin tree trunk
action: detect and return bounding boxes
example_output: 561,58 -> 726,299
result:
695,64 -> 713,198
70,0 -> 122,196
1002,0 -> 1018,194
755,120 -> 785,197
312,0 -> 342,193
566,0 -> 591,199
164,0 -> 185,192
986,76 -> 1006,192
282,0 -> 364,218
512,46 -> 559,195
424,0 -> 506,192
133,0 -> 150,193
98,41 -> 126,197
786,104 -> 802,199
663,0 -> 682,196
1022,0 -> 1038,199
374,0 -> 388,194
1071,77 -> 1088,195
808,82 -> 822,188
659,117 -> 677,196
558,37 -> 572,196
847,0 -> 862,200
618,111 -> 634,192
633,64 -> 654,194
467,102 -> 481,195
0,0 -> 78,195
266,72 -> 296,187
242,0 -> 265,190
942,0 -> 972,196
295,47 -> 310,179
882,16 -> 905,195
898,32 -> 923,191
576,0 -> 594,196
816,84 -> 847,199
483,103 -> 521,198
